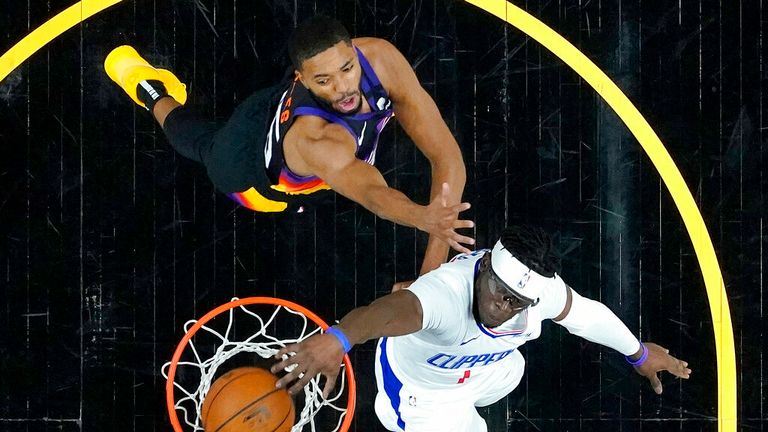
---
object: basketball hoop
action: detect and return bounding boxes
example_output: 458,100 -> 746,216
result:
162,297 -> 356,432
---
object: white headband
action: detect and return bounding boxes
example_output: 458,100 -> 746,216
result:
490,240 -> 552,303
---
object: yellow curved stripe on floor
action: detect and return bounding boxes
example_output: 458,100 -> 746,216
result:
463,1 -> 736,430
0,0 -> 122,84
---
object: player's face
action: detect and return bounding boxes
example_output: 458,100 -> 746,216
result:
474,254 -> 535,328
297,41 -> 363,115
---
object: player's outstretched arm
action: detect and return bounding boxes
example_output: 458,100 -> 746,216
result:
298,125 -> 474,252
553,285 -> 691,394
373,39 -> 470,275
271,290 -> 423,397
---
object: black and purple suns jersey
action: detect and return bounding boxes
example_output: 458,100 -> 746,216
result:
263,46 -> 394,195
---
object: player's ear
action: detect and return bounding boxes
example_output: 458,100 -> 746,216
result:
479,252 -> 490,270
295,70 -> 308,89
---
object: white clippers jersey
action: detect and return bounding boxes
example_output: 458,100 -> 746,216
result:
384,250 -> 568,390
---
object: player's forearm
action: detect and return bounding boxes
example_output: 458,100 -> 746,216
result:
427,141 -> 466,200
361,185 -> 430,230
335,291 -> 423,347
396,89 -> 467,209
419,238 -> 449,275
423,132 -> 466,209
557,289 -> 641,356
420,155 -> 467,274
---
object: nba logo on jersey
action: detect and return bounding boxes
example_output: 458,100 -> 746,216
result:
517,271 -> 531,290
377,97 -> 391,111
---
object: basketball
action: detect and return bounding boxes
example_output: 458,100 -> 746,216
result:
201,367 -> 295,432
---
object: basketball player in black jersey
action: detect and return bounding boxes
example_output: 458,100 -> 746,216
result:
105,16 -> 472,283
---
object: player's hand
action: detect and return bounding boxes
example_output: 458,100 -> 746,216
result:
392,280 -> 415,292
632,342 -> 691,394
271,333 -> 346,398
419,183 -> 474,253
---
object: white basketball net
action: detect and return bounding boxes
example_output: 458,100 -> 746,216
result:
161,298 -> 350,432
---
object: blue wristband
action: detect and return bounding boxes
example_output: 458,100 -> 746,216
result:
625,342 -> 648,366
326,326 -> 352,353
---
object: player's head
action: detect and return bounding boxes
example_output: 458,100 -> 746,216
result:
288,15 -> 363,115
474,225 -> 560,328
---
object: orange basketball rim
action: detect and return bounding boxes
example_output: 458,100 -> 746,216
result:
164,297 -> 357,432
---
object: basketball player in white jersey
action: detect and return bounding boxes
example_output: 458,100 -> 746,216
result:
271,225 -> 692,431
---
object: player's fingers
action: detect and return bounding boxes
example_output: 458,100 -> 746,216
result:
448,239 -> 472,254
649,374 -> 663,395
322,370 -> 341,399
273,344 -> 302,361
449,202 -> 471,213
288,370 -> 315,396
681,361 -> 692,377
275,367 -> 303,390
274,344 -> 299,359
671,360 -> 692,378
271,353 -> 298,374
453,219 -> 475,229
451,233 -> 475,246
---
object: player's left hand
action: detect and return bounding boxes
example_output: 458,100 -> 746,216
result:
271,333 -> 346,398
633,342 -> 691,394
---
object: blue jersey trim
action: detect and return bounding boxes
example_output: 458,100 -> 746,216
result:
379,337 -> 406,430
475,315 -> 528,338
355,46 -> 383,108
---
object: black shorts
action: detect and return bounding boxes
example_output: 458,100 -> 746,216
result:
162,85 -> 331,211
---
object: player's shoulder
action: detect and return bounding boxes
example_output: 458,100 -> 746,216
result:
352,37 -> 406,89
352,37 -> 399,57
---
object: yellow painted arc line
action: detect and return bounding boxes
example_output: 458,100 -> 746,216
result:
0,0 -> 123,84
463,1 -> 736,430
0,0 -> 736,429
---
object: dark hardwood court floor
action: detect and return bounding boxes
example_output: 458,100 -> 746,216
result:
1,1 -> 764,430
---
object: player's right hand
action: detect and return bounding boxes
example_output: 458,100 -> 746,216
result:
419,183 -> 474,253
271,333 -> 346,398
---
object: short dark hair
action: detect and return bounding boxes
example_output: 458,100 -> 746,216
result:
499,225 -> 560,277
288,15 -> 351,70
